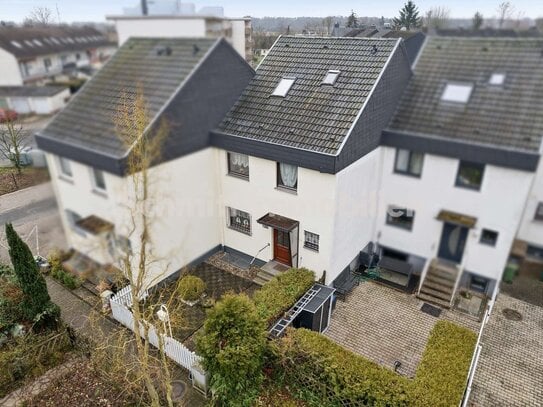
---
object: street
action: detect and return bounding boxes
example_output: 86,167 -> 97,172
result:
0,182 -> 66,262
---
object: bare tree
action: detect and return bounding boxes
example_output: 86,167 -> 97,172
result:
322,16 -> 334,35
425,6 -> 450,30
0,119 -> 28,175
27,6 -> 54,26
497,1 -> 514,28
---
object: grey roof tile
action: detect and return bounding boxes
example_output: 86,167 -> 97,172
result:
217,35 -> 398,155
389,36 -> 543,152
39,37 -> 219,157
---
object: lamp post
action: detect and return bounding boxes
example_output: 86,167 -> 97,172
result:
156,304 -> 172,337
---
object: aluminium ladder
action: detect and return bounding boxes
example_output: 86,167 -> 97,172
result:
268,286 -> 320,339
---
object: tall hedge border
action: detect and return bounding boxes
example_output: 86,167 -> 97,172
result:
411,320 -> 477,407
253,268 -> 314,324
277,321 -> 477,407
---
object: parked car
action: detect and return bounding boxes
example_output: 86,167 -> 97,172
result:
0,108 -> 17,123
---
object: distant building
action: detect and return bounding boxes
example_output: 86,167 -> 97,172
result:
107,7 -> 252,62
0,26 -> 117,86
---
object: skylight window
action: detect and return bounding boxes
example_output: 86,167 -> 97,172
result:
272,77 -> 296,97
489,73 -> 506,86
322,70 -> 340,85
24,40 -> 34,47
10,40 -> 22,48
441,83 -> 473,104
33,39 -> 43,46
51,37 -> 61,44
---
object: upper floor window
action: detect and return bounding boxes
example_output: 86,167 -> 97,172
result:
277,162 -> 298,191
58,157 -> 72,178
272,77 -> 295,97
44,58 -> 52,71
386,206 -> 415,231
227,152 -> 249,179
480,229 -> 498,246
91,168 -> 107,192
394,148 -> 423,177
441,82 -> 473,104
456,161 -> 484,191
535,203 -> 543,221
227,207 -> 251,235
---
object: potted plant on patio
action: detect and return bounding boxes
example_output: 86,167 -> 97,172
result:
178,275 -> 206,306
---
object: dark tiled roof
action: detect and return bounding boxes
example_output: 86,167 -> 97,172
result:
39,37 -> 219,157
389,37 -> 543,152
217,36 -> 399,155
0,26 -> 113,59
436,28 -> 542,38
0,85 -> 67,97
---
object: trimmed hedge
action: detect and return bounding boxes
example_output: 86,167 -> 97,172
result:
276,321 -> 477,407
411,321 -> 477,407
253,268 -> 315,324
279,328 -> 411,406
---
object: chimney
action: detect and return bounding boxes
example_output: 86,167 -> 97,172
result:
141,0 -> 148,16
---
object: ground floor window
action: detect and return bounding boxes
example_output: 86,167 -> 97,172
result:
65,209 -> 84,235
480,229 -> 498,246
227,207 -> 251,235
386,206 -> 415,230
469,275 -> 489,293
304,231 -> 319,252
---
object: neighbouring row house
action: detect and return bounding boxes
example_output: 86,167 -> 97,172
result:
36,35 -> 543,306
0,25 -> 117,86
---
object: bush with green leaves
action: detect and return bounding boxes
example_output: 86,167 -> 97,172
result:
50,267 -> 82,290
278,328 -> 411,406
411,321 -> 477,407
177,275 -> 206,302
253,268 -> 315,324
196,293 -> 267,406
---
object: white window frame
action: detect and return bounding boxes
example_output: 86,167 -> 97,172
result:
441,82 -> 473,104
272,77 -> 296,97
226,207 -> 251,235
322,70 -> 340,85
304,231 -> 320,252
57,156 -> 73,178
91,168 -> 107,193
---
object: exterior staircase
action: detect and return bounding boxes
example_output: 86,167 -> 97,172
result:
417,259 -> 459,308
253,260 -> 290,285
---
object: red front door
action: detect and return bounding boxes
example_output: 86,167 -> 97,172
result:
273,229 -> 291,266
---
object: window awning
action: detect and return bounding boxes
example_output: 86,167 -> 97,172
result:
257,212 -> 299,232
76,215 -> 114,235
437,210 -> 477,228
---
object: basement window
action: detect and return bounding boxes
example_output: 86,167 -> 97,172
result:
322,70 -> 340,85
441,83 -> 473,103
489,73 -> 506,86
272,77 -> 296,97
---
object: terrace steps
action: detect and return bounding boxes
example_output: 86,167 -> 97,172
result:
417,259 -> 459,309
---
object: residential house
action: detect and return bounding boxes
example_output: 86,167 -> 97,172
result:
107,14 -> 252,62
35,37 -> 254,286
0,25 -> 117,86
36,35 -> 543,308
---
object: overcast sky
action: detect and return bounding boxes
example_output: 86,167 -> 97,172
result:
3,0 -> 543,23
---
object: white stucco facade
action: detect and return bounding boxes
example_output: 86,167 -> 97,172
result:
0,47 -> 22,86
517,159 -> 543,247
5,88 -> 70,115
376,146 -> 533,281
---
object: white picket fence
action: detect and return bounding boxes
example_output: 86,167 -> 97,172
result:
110,288 -> 201,371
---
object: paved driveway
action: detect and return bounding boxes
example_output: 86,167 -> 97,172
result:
469,293 -> 543,406
325,282 -> 480,377
0,182 -> 66,262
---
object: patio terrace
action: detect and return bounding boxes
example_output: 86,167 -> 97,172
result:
325,281 -> 481,377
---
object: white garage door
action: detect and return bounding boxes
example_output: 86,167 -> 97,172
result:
9,97 -> 31,114
33,98 -> 51,114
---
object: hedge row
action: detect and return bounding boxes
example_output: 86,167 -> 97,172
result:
278,321 -> 477,407
253,268 -> 315,324
411,321 -> 477,407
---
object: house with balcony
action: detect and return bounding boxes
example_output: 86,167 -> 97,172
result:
0,25 -> 116,86
36,34 -> 543,311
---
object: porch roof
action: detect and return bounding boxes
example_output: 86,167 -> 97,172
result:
436,210 -> 477,228
257,212 -> 299,232
76,215 -> 114,235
